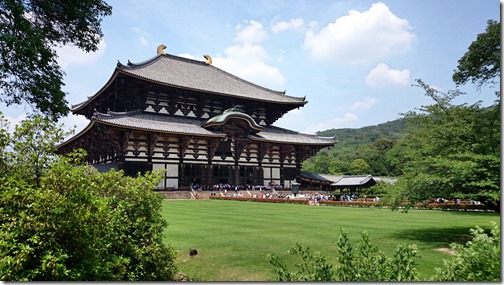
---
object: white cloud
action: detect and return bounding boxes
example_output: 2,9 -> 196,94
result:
365,63 -> 410,87
222,43 -> 268,61
57,113 -> 89,137
209,20 -> 286,89
213,43 -> 286,88
132,27 -> 150,46
235,20 -> 268,44
56,39 -> 107,69
169,20 -> 286,90
180,49 -> 286,89
303,112 -> 358,134
351,97 -> 378,110
3,112 -> 87,139
304,2 -> 415,64
307,21 -> 318,30
274,108 -> 305,131
4,113 -> 26,134
271,18 -> 304,33
138,36 -> 149,46
177,53 -> 198,60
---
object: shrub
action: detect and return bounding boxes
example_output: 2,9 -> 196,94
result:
432,222 -> 500,281
0,114 -> 178,281
268,224 -> 500,282
267,229 -> 419,281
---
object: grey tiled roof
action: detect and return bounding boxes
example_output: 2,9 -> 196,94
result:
93,111 -> 225,137
87,111 -> 335,145
322,175 -> 376,187
318,174 -> 396,186
250,126 -> 335,145
300,171 -> 333,182
318,174 -> 344,183
117,54 -> 306,104
333,175 -> 375,186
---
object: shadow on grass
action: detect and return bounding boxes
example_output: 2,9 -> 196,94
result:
391,226 -> 492,247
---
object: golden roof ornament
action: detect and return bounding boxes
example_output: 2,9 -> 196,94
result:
204,54 -> 212,65
157,44 -> 167,55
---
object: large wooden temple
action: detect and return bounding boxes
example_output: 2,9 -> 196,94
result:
57,45 -> 336,190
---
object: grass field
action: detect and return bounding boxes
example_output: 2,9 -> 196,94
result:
161,199 -> 499,281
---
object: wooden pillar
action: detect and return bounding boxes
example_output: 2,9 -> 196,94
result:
147,133 -> 160,164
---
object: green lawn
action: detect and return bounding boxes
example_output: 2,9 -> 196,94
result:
161,199 -> 499,281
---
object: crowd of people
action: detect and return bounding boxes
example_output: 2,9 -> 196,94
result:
206,188 -> 477,206
191,182 -> 387,203
206,186 -> 382,202
191,182 -> 284,192
434,197 -> 480,205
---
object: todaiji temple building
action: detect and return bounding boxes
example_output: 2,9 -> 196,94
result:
57,45 -> 336,190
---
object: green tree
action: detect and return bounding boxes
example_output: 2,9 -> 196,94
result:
0,113 -> 11,174
5,115 -> 72,186
452,20 -> 500,90
301,151 -> 339,174
0,113 -> 178,281
355,138 -> 396,176
0,0 -> 112,120
389,80 -> 500,211
328,159 -> 350,175
349,158 -> 371,175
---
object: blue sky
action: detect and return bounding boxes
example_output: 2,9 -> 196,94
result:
2,0 -> 500,135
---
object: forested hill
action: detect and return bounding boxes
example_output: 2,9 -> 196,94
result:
302,118 -> 409,176
316,118 -> 408,147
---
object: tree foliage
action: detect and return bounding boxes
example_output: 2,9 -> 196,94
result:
3,115 -> 71,186
388,80 -> 500,211
0,113 -> 178,281
302,120 -> 407,176
349,158 -> 371,175
452,20 -> 500,89
0,0 -> 112,120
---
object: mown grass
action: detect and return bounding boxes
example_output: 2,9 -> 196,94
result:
161,199 -> 499,281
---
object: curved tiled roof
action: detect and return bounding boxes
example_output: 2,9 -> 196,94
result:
334,175 -> 374,186
329,175 -> 377,187
249,126 -> 335,145
93,111 -> 225,137
60,111 -> 335,147
118,54 -> 306,104
300,171 -> 333,183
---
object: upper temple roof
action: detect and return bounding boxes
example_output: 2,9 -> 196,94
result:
72,53 -> 306,112
118,54 -> 306,103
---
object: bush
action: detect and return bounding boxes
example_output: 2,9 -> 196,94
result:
0,114 -> 178,281
432,222 -> 500,281
268,224 -> 500,281
267,229 -> 419,281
